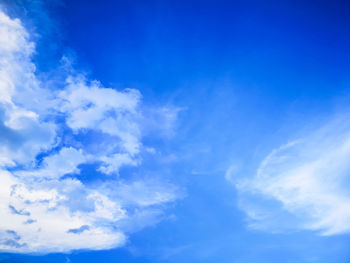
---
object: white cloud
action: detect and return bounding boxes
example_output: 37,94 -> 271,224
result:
58,76 -> 142,173
15,147 -> 87,179
59,77 -> 141,148
0,10 -> 56,168
232,114 -> 350,235
0,171 -> 126,253
0,8 -> 180,253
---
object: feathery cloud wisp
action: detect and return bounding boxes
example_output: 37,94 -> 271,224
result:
231,114 -> 350,235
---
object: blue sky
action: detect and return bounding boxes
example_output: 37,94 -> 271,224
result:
1,0 -> 350,262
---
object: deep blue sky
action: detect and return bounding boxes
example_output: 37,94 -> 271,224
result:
2,0 -> 350,262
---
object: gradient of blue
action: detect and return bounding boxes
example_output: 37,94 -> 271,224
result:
2,0 -> 350,262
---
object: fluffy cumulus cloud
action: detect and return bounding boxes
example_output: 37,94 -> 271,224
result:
0,8 -> 179,253
231,114 -> 350,235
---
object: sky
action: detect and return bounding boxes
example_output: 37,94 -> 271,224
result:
0,0 -> 350,262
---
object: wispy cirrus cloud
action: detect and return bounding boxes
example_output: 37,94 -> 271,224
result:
0,6 -> 181,253
230,113 -> 350,235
